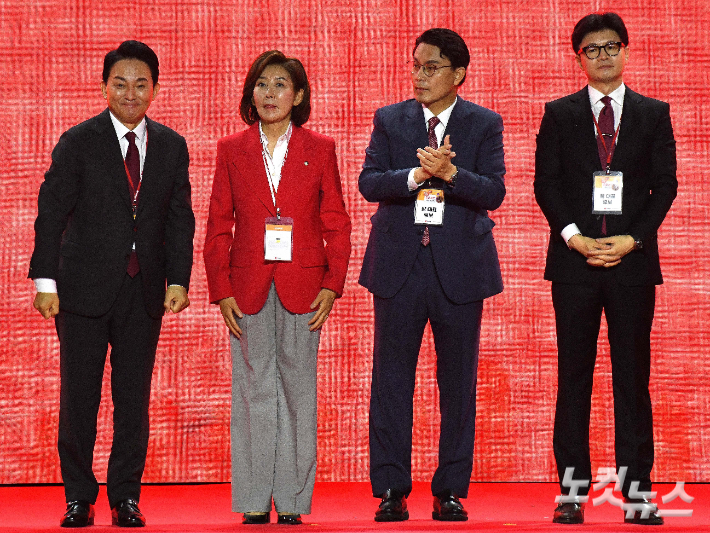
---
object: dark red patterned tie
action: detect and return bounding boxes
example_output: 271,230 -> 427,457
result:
125,131 -> 140,277
125,131 -> 140,191
597,96 -> 614,236
422,116 -> 440,246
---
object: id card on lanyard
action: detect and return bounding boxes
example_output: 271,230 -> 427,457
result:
264,214 -> 293,261
414,188 -> 445,225
262,131 -> 293,261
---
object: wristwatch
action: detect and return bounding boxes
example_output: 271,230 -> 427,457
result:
632,236 -> 643,250
447,168 -> 458,188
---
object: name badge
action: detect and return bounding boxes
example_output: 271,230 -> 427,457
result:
414,188 -> 445,226
264,216 -> 293,261
592,171 -> 623,215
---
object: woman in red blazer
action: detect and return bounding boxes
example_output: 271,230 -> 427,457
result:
204,51 -> 351,525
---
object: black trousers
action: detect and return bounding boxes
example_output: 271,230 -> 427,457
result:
552,276 -> 656,497
369,244 -> 483,498
56,273 -> 162,508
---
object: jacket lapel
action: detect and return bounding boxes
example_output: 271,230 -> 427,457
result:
237,123 -> 276,216
404,100 -> 428,152
276,125 -> 307,209
569,87 -> 602,172
610,87 -> 642,173
95,109 -> 133,211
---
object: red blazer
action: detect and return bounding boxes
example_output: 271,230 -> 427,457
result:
204,123 -> 351,315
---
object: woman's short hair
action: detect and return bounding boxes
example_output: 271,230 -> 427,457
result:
240,50 -> 311,126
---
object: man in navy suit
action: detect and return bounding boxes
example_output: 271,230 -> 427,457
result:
359,28 -> 505,522
29,41 -> 195,528
534,13 -> 676,526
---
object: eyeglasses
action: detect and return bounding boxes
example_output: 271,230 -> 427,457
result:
578,41 -> 624,59
409,61 -> 454,77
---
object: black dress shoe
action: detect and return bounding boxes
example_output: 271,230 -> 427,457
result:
60,500 -> 95,527
277,513 -> 302,525
432,489 -> 468,521
374,489 -> 409,522
242,512 -> 270,524
623,497 -> 664,525
552,502 -> 585,524
111,499 -> 146,527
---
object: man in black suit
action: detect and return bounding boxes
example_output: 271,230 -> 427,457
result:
534,13 -> 676,526
359,28 -> 505,522
29,41 -> 195,528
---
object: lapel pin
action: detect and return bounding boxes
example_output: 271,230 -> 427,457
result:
304,161 -> 309,166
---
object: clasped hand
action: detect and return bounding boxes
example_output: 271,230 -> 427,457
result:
414,134 -> 457,184
567,234 -> 636,268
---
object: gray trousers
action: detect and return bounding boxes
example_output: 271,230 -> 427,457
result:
230,283 -> 320,514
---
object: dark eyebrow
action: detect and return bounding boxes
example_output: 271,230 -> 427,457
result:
112,76 -> 150,82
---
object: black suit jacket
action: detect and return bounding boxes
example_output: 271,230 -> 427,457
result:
534,87 -> 677,286
29,109 -> 195,318
358,98 -> 506,304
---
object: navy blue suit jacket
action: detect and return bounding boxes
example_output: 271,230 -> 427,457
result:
534,87 -> 677,286
358,98 -> 505,304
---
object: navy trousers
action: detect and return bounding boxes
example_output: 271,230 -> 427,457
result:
369,244 -> 483,498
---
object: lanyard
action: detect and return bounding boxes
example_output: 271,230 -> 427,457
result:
591,109 -> 621,173
261,137 -> 290,220
123,131 -> 147,219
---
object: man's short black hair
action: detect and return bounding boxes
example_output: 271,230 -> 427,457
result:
103,40 -> 159,84
572,12 -> 629,54
414,28 -> 470,85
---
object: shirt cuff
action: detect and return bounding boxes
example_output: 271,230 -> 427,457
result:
561,223 -> 582,244
34,278 -> 57,293
407,168 -> 420,191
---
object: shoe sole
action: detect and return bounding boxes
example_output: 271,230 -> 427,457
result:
553,517 -> 584,524
375,511 -> 409,522
432,512 -> 468,521
60,517 -> 95,527
625,518 -> 664,525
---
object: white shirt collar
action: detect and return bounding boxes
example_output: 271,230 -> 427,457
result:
588,83 -> 626,108
259,121 -> 293,149
108,110 -> 147,143
422,97 -> 457,128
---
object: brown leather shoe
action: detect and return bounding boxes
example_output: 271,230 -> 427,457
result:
374,489 -> 409,522
111,499 -> 146,527
433,489 -> 468,521
552,502 -> 585,524
623,497 -> 664,525
60,500 -> 95,527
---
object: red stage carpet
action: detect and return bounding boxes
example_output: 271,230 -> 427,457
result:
0,482 -> 706,532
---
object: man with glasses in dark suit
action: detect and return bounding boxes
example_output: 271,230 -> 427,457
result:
535,12 -> 677,526
359,27 -> 505,523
